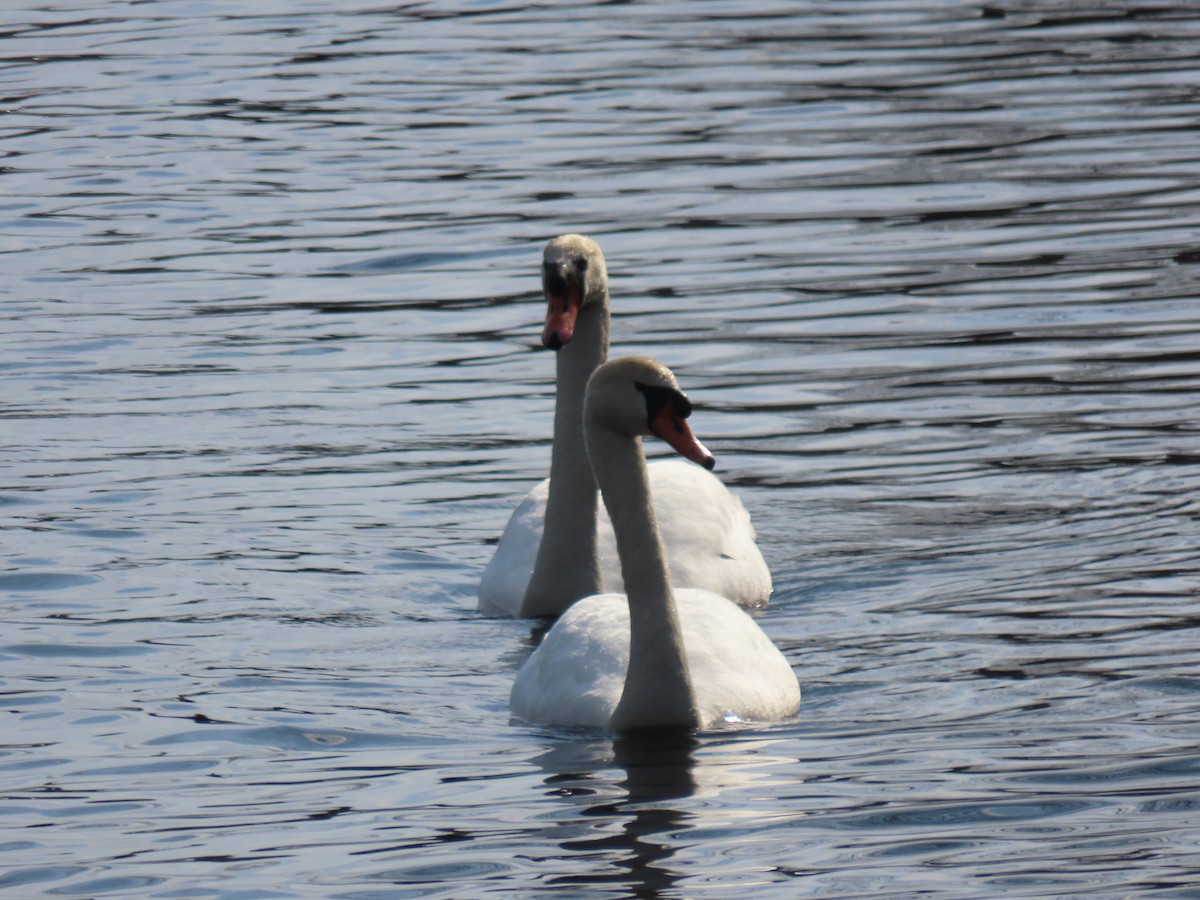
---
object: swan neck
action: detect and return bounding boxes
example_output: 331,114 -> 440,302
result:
588,424 -> 698,732
520,300 -> 609,617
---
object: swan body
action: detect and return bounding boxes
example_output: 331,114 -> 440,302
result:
510,589 -> 800,729
510,356 -> 800,732
479,234 -> 771,618
478,459 -> 768,617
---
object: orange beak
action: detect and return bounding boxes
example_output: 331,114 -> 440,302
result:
650,406 -> 715,470
542,273 -> 582,349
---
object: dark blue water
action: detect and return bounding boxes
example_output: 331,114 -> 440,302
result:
4,2 -> 1200,896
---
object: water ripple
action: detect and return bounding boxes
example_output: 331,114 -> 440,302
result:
3,1 -> 1200,897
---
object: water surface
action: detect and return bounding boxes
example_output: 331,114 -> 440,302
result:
4,2 -> 1200,897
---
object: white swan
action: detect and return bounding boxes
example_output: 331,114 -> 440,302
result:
510,357 -> 800,731
479,234 -> 771,618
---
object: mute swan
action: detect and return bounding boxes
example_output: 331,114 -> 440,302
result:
479,234 -> 771,618
510,357 -> 800,731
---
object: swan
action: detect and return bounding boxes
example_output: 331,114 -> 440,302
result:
479,234 -> 771,618
510,356 -> 800,731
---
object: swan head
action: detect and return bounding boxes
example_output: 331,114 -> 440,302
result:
541,234 -> 608,349
586,356 -> 715,470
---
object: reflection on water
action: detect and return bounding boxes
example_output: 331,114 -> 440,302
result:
536,734 -> 699,896
530,732 -> 816,897
4,0 -> 1200,896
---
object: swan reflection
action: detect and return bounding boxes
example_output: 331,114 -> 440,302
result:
530,730 -> 800,895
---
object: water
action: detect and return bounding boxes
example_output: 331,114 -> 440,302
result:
4,1 -> 1200,896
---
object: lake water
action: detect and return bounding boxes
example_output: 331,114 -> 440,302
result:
4,1 -> 1200,896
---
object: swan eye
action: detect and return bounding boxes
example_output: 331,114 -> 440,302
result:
575,256 -> 588,273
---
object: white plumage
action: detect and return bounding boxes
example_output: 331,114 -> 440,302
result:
510,589 -> 800,729
479,234 -> 771,619
508,356 -> 799,732
479,459 -> 769,617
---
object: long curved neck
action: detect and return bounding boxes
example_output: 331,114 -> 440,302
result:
587,424 -> 699,732
520,297 -> 610,617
